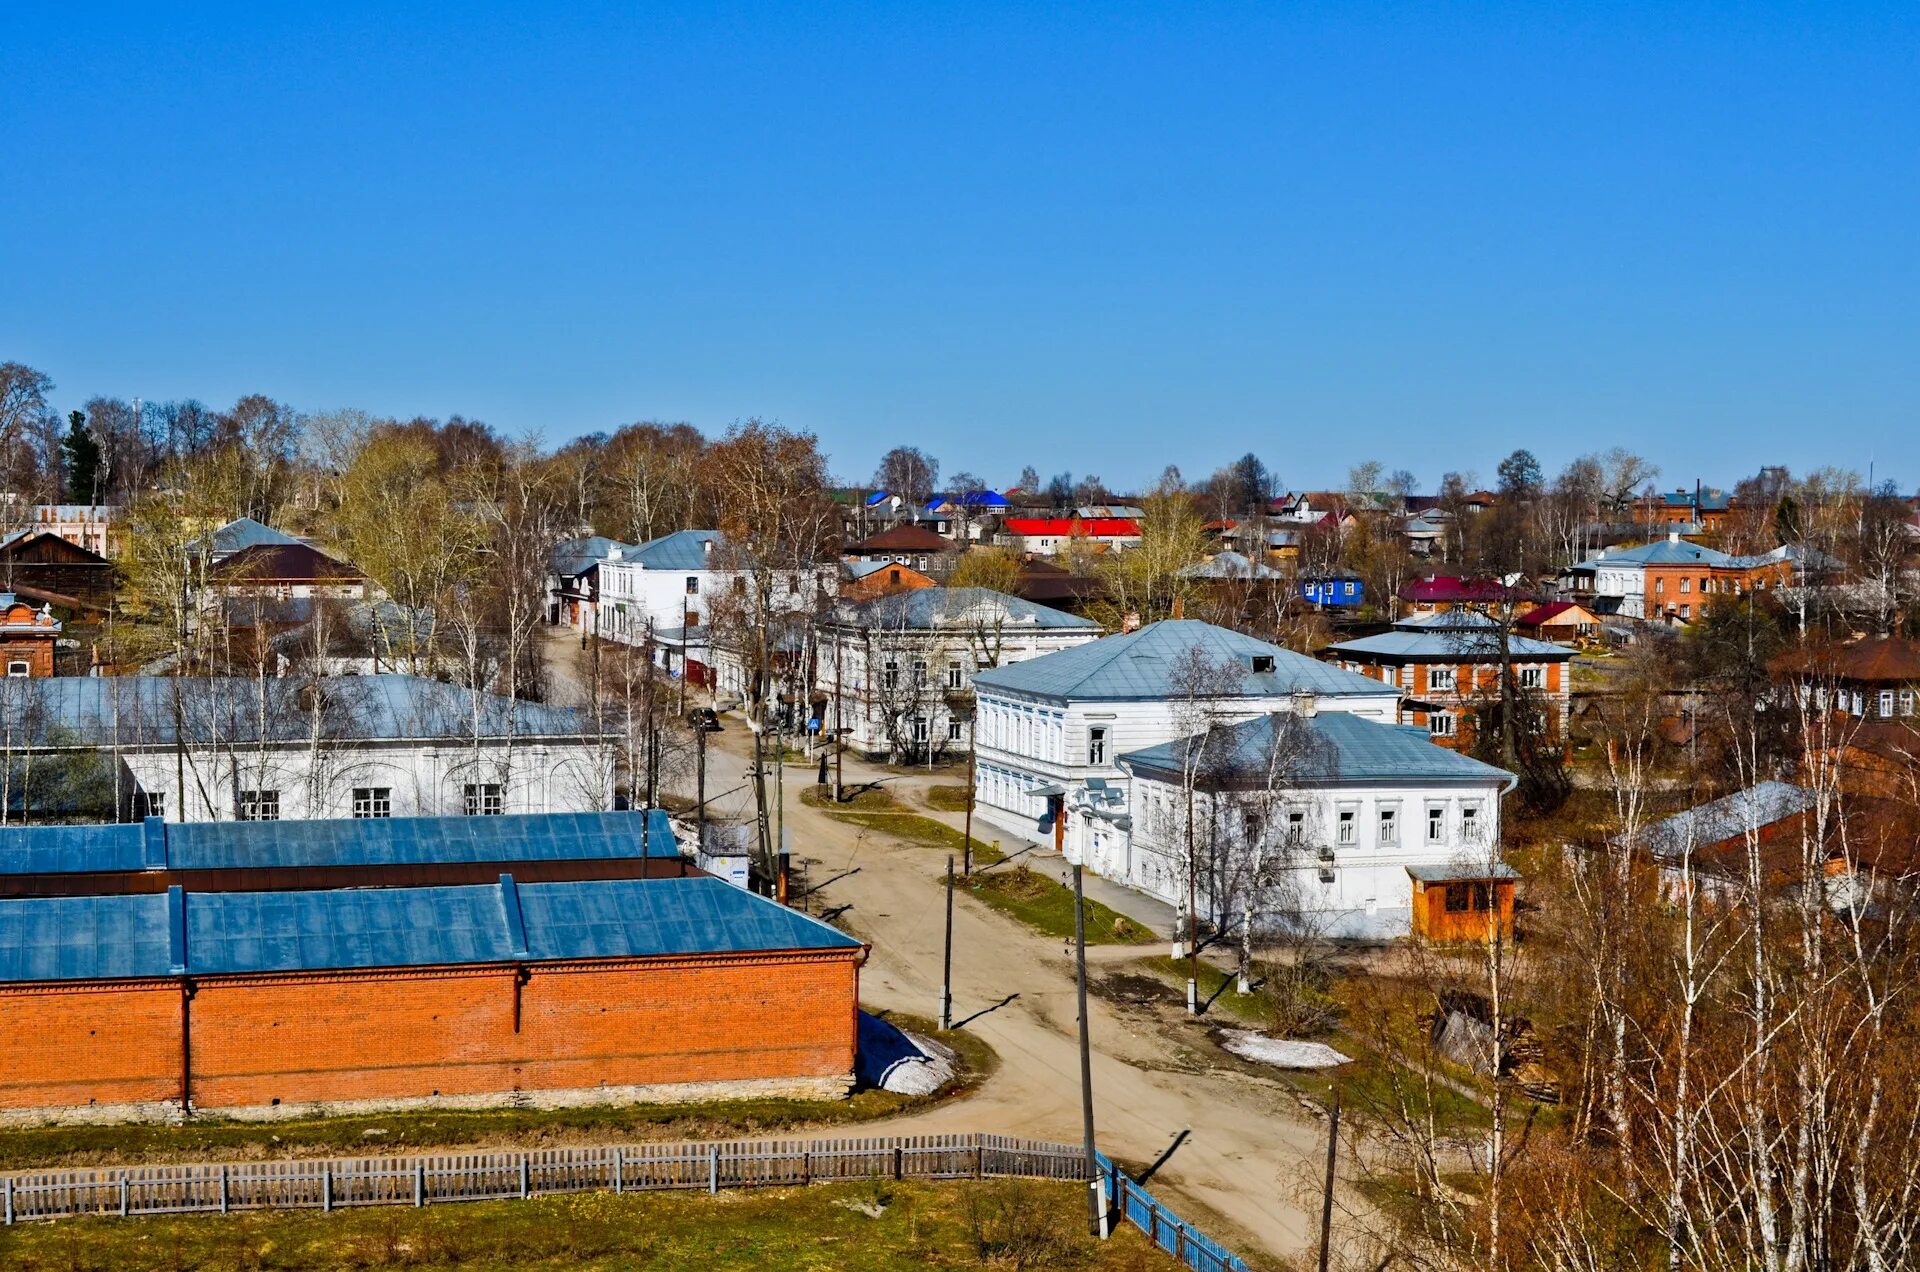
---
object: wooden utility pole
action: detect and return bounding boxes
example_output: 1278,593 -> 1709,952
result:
940,855 -> 955,1029
695,723 -> 707,843
1317,1090 -> 1341,1272
1074,864 -> 1108,1238
962,722 -> 976,875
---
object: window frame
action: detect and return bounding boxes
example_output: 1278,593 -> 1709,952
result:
238,789 -> 280,821
463,783 -> 504,816
352,786 -> 393,819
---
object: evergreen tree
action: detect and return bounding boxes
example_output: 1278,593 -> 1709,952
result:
62,410 -> 101,504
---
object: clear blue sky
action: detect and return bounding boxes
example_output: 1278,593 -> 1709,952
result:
5,2 -> 1917,493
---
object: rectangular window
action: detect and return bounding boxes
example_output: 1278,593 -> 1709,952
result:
1853,691 -> 1866,717
912,716 -> 929,745
1428,667 -> 1456,691
1243,811 -> 1263,843
1088,726 -> 1107,765
4,661 -> 27,677
685,576 -> 699,594
1902,690 -> 1916,716
947,718 -> 963,741
1287,811 -> 1305,842
1379,808 -> 1398,845
1427,807 -> 1445,843
1517,666 -> 1545,690
1444,882 -> 1491,913
464,783 -> 504,816
352,787 -> 392,819
139,791 -> 165,819
1680,577 -> 1690,594
1655,578 -> 1665,594
946,662 -> 965,691
238,789 -> 280,821
884,659 -> 899,689
1429,713 -> 1456,738
1337,810 -> 1355,845
1879,690 -> 1895,718
1462,805 -> 1482,841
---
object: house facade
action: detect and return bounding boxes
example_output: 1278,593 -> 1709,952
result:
1324,611 -> 1576,751
1,674 -> 613,823
969,620 -> 1402,864
0,530 -> 116,611
1115,708 -> 1516,940
1000,517 -> 1142,554
0,594 -> 60,677
816,587 -> 1101,759
205,543 -> 370,604
1572,533 -> 1795,623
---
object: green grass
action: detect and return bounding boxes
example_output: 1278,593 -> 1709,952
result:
924,785 -> 972,812
0,1013 -> 993,1173
1137,955 -> 1275,1027
0,1179 -> 1182,1271
805,789 -> 1002,864
800,784 -> 902,812
961,866 -> 1155,946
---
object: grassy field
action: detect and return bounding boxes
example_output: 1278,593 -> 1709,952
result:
925,784 -> 972,812
0,1178 -> 1182,1271
803,786 -> 1003,864
962,866 -> 1155,946
0,1014 -> 992,1174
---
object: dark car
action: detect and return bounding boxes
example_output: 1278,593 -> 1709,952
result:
688,707 -> 722,732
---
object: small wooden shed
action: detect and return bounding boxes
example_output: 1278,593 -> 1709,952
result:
1407,862 -> 1518,942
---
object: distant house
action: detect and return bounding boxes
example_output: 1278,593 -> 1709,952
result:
844,523 -> 961,575
922,490 -> 1011,539
1569,533 -> 1794,623
1001,517 -> 1141,554
0,673 -> 613,823
0,594 -> 60,678
1116,708 -> 1517,941
13,503 -> 120,557
1516,601 -> 1600,646
1635,487 -> 1733,533
1300,573 -> 1365,610
205,543 -> 369,604
840,559 -> 937,598
1777,638 -> 1920,725
1011,556 -> 1106,616
969,620 -> 1402,863
206,517 -> 304,563
0,529 -> 115,611
1399,575 -> 1528,615
547,535 -> 638,633
1324,611 -> 1576,751
816,587 -> 1101,760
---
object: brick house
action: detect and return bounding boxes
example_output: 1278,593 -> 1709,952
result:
1568,533 -> 1794,624
0,593 -> 60,678
841,559 -> 937,598
0,873 -> 864,1122
1323,611 -> 1575,750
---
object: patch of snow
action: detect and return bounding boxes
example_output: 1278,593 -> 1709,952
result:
856,1012 -> 959,1095
1219,1030 -> 1350,1070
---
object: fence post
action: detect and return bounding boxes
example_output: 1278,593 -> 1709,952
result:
801,1150 -> 810,1186
414,1162 -> 424,1208
708,1146 -> 718,1195
322,1167 -> 332,1213
613,1148 -> 624,1194
519,1156 -> 530,1200
220,1165 -> 229,1214
892,1145 -> 902,1181
119,1177 -> 129,1217
4,1176 -> 12,1225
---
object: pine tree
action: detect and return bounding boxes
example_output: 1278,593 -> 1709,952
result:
62,410 -> 102,504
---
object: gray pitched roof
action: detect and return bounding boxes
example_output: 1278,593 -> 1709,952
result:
1621,781 -> 1816,860
1595,538 -> 1736,567
0,674 -> 598,748
627,530 -> 723,571
209,518 -> 303,558
1180,551 -> 1283,580
972,620 -> 1397,702
1328,612 -> 1575,662
828,587 -> 1099,631
1118,710 -> 1514,787
551,536 -> 637,578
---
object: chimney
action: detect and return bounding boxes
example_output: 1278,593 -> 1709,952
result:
703,537 -> 714,557
1170,596 -> 1185,619
1292,689 -> 1319,718
1668,531 -> 1680,544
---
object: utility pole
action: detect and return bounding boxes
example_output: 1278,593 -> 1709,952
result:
1074,864 -> 1108,1238
940,855 -> 955,1029
1317,1089 -> 1341,1272
694,722 -> 707,844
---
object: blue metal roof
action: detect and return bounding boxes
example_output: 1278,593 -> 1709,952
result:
0,811 -> 678,877
1328,613 -> 1575,662
627,530 -> 723,571
828,586 -> 1099,632
973,620 -> 1396,702
209,518 -> 303,557
0,875 -> 858,983
550,536 -> 637,578
1119,710 -> 1515,787
0,674 -> 596,748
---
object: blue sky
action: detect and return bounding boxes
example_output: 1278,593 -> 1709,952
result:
5,3 -> 1917,493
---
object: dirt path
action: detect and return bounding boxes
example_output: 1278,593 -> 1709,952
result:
676,724 -> 1333,1266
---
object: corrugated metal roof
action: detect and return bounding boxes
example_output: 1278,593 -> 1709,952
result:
1625,781 -> 1817,860
827,586 -> 1099,632
209,518 -> 304,557
0,875 -> 859,984
0,674 -> 597,748
1179,552 -> 1282,580
550,536 -> 637,578
973,620 -> 1398,702
0,811 -> 679,877
1119,710 -> 1514,786
627,530 -> 723,571
1328,614 -> 1575,661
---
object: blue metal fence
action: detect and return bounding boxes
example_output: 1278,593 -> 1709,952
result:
1095,1150 -> 1251,1272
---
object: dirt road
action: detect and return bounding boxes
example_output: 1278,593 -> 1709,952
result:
677,722 -> 1331,1265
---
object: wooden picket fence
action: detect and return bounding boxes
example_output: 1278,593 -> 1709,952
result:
0,1132 -> 1086,1224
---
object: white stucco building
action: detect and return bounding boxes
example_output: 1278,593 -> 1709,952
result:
2,674 -> 614,823
816,587 -> 1102,759
1116,707 -> 1515,939
967,620 -> 1403,864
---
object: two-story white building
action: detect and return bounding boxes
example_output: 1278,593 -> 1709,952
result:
968,620 -> 1402,863
816,587 -> 1102,760
1116,706 -> 1516,940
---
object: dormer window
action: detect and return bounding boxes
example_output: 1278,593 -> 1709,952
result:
1250,655 -> 1275,673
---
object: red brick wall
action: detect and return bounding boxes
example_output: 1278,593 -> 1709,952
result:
0,637 -> 54,678
0,951 -> 861,1116
0,982 -> 182,1111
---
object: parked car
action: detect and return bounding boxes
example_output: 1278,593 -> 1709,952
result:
688,707 -> 722,732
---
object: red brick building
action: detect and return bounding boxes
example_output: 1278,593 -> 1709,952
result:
0,593 -> 60,678
0,875 -> 864,1122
